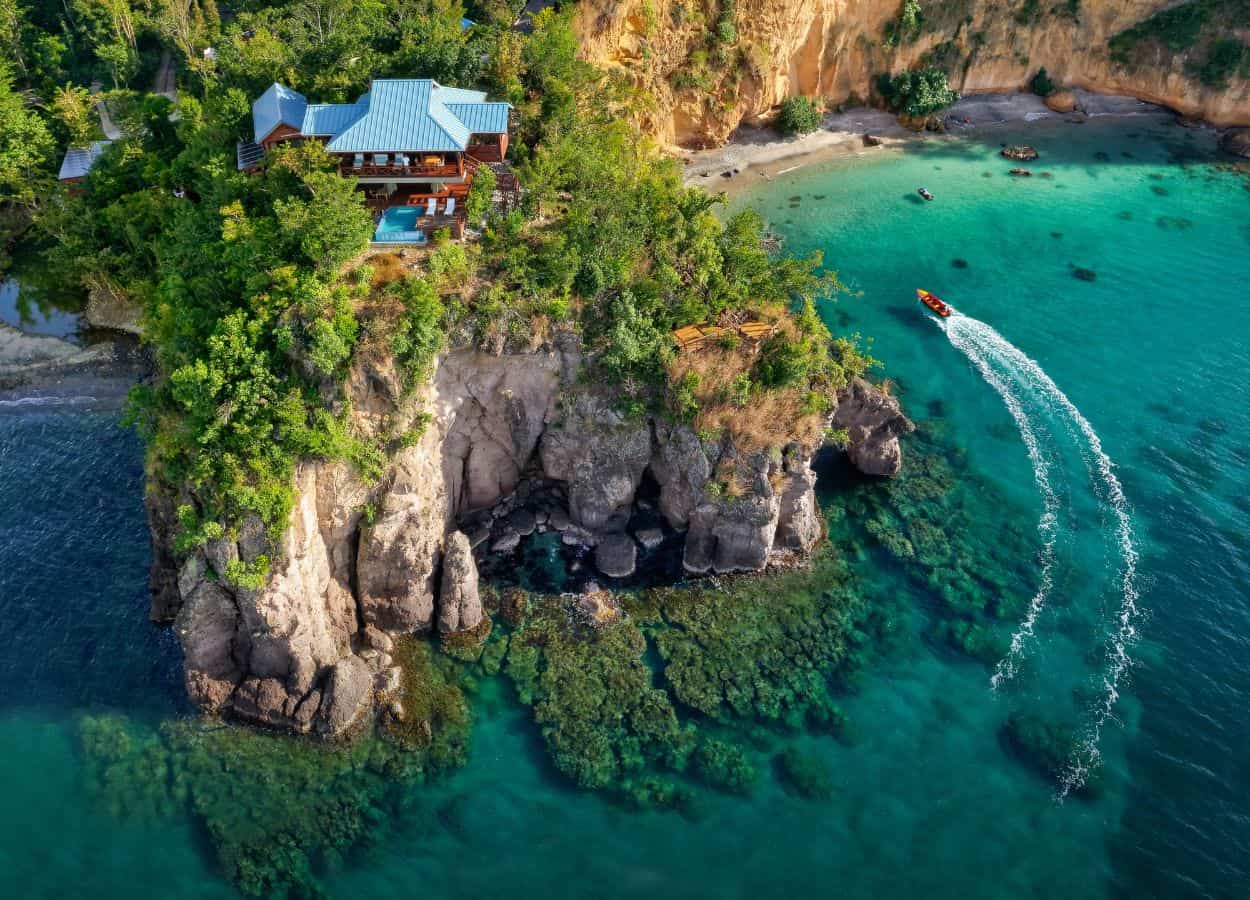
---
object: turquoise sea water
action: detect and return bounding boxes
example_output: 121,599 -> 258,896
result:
1,116 -> 1247,898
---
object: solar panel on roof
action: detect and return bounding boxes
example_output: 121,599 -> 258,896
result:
236,140 -> 265,170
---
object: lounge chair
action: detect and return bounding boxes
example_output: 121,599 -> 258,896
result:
374,153 -> 388,166
353,153 -> 364,168
425,197 -> 437,217
444,197 -> 456,217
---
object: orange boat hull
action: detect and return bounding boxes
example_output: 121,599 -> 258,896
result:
916,289 -> 951,317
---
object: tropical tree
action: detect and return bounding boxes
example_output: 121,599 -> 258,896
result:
0,64 -> 55,205
53,82 -> 98,146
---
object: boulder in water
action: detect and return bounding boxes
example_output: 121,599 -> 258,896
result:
1002,145 -> 1039,161
594,533 -> 637,578
438,530 -> 483,634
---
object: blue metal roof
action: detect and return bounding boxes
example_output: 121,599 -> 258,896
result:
300,102 -> 365,136
446,102 -> 510,135
58,141 -> 112,180
322,80 -> 510,153
252,83 -> 307,142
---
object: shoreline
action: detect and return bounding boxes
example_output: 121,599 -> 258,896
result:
680,89 -> 1190,194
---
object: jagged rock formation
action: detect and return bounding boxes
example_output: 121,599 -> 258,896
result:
438,531 -> 483,633
832,377 -> 915,476
151,338 -> 906,735
575,0 -> 1250,148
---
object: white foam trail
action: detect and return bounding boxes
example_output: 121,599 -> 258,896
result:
0,395 -> 98,408
941,312 -> 1140,797
940,316 -> 1059,688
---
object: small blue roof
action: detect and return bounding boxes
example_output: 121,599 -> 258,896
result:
58,141 -> 112,180
446,102 -> 510,135
460,17 -> 474,30
324,80 -> 508,153
252,83 -> 307,142
301,101 -> 365,136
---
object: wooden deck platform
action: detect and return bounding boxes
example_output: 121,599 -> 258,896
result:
672,320 -> 777,352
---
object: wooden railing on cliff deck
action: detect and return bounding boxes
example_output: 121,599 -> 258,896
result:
465,154 -> 521,211
465,144 -> 503,163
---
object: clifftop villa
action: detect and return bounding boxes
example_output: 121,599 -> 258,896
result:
239,78 -> 518,243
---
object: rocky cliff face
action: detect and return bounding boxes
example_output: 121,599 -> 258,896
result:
576,0 -> 1250,147
151,336 -> 908,735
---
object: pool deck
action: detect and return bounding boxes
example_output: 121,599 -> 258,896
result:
372,209 -> 464,244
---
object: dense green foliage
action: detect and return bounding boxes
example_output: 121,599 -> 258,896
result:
0,0 -> 849,561
1030,67 -> 1055,97
777,96 -> 823,135
1109,1 -> 1250,87
877,67 -> 960,119
883,0 -> 924,47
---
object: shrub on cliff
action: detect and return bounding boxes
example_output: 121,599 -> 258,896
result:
877,68 -> 960,118
777,96 -> 823,135
883,0 -> 924,47
1030,67 -> 1055,97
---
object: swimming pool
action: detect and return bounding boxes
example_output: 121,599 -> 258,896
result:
373,207 -> 427,243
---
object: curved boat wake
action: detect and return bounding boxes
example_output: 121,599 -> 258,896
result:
942,321 -> 1060,689
938,309 -> 1140,797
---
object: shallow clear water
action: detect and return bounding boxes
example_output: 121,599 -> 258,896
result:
0,277 -> 82,338
0,117 -> 1247,899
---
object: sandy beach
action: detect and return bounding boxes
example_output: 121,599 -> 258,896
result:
680,89 -> 1178,191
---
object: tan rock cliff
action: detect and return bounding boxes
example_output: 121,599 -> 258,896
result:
576,0 -> 1250,147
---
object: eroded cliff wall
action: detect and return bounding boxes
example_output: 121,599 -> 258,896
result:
150,338 -> 912,737
576,0 -> 1250,146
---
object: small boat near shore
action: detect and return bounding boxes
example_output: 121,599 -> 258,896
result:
916,288 -> 951,317
918,187 -> 934,201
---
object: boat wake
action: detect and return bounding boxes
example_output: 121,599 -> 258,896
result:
942,321 -> 1060,689
938,309 -> 1140,797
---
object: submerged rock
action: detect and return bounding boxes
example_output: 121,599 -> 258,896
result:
594,533 -> 637,578
316,656 -> 375,738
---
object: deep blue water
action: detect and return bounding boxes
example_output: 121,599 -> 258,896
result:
0,115 -> 1247,898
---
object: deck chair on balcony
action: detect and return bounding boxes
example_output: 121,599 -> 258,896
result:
373,153 -> 388,166
444,197 -> 456,217
425,196 -> 437,218
353,153 -> 364,169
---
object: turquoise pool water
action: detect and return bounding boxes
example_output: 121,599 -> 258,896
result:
374,206 -> 428,242
0,115 -> 1247,899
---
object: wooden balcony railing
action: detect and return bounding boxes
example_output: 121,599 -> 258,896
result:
342,161 -> 461,179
